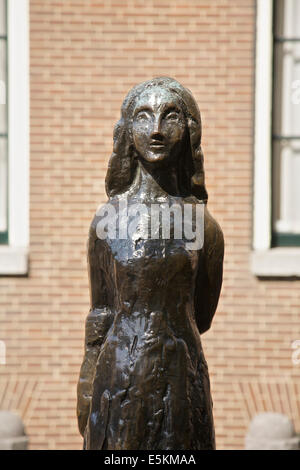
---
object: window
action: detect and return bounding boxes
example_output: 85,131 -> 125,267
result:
0,0 -> 8,244
252,0 -> 300,276
0,0 -> 29,275
272,0 -> 300,247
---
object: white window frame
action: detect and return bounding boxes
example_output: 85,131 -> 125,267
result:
0,0 -> 29,275
251,0 -> 300,277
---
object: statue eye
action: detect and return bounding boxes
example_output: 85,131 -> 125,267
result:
166,111 -> 179,120
136,111 -> 150,121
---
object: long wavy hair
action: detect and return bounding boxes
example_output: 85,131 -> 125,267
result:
105,77 -> 208,203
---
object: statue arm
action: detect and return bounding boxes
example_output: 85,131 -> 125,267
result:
77,224 -> 114,437
194,208 -> 224,335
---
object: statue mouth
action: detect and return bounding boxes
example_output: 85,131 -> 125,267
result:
150,141 -> 165,150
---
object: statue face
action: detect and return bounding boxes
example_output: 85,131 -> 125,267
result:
132,87 -> 187,165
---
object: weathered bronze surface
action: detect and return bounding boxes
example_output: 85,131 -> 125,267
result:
77,77 -> 224,450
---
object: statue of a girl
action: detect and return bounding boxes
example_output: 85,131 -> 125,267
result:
77,77 -> 224,450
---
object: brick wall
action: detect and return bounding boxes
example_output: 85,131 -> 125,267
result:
0,0 -> 299,450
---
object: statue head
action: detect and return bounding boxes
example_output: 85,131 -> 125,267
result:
105,77 -> 208,202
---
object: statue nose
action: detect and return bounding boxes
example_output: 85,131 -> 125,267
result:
151,117 -> 163,137
150,131 -> 163,141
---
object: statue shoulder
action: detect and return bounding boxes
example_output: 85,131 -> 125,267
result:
204,206 -> 224,258
88,197 -> 119,241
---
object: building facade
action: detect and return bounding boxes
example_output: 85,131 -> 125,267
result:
0,0 -> 299,449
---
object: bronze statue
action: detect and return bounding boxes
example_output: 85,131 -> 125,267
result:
77,77 -> 224,450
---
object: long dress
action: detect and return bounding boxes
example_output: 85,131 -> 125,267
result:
78,195 -> 224,450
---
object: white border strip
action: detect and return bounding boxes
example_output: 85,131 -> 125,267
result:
253,0 -> 273,251
0,0 -> 29,274
251,248 -> 300,277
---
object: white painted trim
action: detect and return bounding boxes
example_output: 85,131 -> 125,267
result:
8,0 -> 29,248
0,246 -> 28,275
251,248 -> 300,277
0,0 -> 29,274
253,0 -> 273,251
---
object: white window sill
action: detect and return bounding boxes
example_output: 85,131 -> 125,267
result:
251,248 -> 300,277
0,246 -> 28,275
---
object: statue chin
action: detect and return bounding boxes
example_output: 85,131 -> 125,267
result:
139,148 -> 183,169
140,152 -> 170,166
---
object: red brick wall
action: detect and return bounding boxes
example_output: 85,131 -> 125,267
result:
0,0 -> 299,450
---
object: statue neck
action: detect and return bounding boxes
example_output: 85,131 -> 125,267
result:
129,160 -> 180,200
